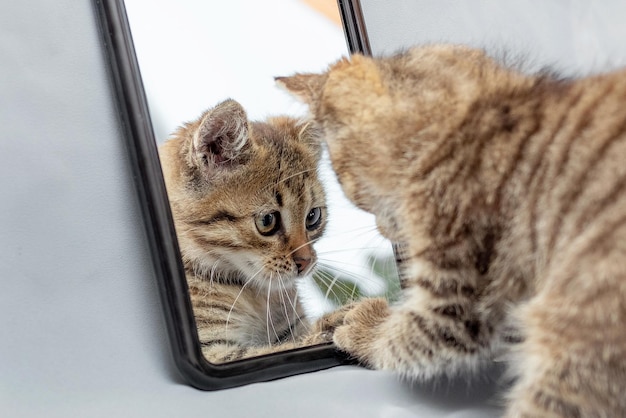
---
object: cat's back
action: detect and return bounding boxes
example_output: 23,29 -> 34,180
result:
525,68 -> 626,254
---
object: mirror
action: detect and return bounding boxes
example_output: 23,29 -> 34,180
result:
119,0 -> 399,367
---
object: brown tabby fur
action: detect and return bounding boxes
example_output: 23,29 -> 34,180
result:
159,99 -> 337,363
278,44 -> 626,417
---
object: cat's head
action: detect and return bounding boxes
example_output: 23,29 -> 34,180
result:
159,99 -> 326,290
277,44 -> 527,241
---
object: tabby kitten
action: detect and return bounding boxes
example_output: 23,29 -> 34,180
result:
159,99 -> 333,363
278,45 -> 626,417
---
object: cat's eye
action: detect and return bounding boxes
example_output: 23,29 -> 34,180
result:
97,0 -> 399,391
255,211 -> 280,236
306,207 -> 323,230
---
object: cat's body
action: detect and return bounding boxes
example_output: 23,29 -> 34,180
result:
278,45 -> 626,416
159,99 -> 333,363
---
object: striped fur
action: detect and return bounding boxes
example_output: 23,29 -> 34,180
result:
159,99 -> 335,363
278,45 -> 626,417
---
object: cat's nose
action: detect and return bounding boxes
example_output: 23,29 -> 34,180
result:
294,256 -> 311,274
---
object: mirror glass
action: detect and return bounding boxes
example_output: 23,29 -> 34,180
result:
124,0 -> 399,364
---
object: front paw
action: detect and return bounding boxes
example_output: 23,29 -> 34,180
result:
333,297 -> 389,366
302,302 -> 358,345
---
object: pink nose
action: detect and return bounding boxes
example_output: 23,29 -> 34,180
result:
294,256 -> 311,274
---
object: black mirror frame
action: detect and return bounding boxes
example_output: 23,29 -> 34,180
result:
338,0 -> 371,55
93,0 -> 372,390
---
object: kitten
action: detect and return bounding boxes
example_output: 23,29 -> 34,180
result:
278,45 -> 626,417
159,98 -> 336,363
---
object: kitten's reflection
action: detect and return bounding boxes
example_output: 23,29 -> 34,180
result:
159,99 -> 340,363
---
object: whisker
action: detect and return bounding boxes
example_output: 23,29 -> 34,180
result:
266,275 -> 280,345
315,269 -> 364,299
286,236 -> 324,257
263,168 -> 318,192
321,223 -> 379,235
320,273 -> 349,303
225,265 -> 265,332
285,281 -> 308,331
315,269 -> 362,294
209,260 -> 221,286
317,260 -> 393,281
316,263 -> 392,292
317,246 -> 393,255
277,275 -> 296,343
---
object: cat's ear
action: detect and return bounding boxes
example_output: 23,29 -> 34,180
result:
191,99 -> 251,170
275,73 -> 327,106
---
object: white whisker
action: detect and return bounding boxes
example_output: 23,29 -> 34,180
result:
285,280 -> 308,332
277,275 -> 296,343
286,235 -> 323,257
317,261 -> 393,286
266,275 -> 280,345
226,265 -> 264,332
317,246 -> 391,255
315,270 -> 358,304
262,167 -> 317,193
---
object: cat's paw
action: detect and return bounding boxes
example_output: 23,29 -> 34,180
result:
302,302 -> 358,345
333,297 -> 389,367
316,301 -> 358,332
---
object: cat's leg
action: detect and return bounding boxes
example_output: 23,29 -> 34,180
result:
504,262 -> 626,417
299,302 -> 359,344
333,258 -> 494,380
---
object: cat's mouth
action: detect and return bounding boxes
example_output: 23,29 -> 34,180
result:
235,258 -> 317,291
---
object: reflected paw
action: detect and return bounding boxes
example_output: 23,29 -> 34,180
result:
316,301 -> 358,332
302,302 -> 358,345
333,297 -> 389,366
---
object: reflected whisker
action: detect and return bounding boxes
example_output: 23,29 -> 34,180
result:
291,286 -> 309,331
319,234 -> 388,254
321,221 -> 379,235
318,258 -> 390,275
318,228 -> 388,244
315,269 -> 362,294
277,275 -> 296,343
209,260 -> 221,286
226,265 -> 264,332
314,271 -> 355,306
317,261 -> 393,287
266,275 -> 280,345
315,271 -> 365,305
266,276 -> 272,346
317,246 -> 392,255
315,277 -> 359,298
281,278 -> 306,328
264,168 -> 317,192
286,236 -> 323,257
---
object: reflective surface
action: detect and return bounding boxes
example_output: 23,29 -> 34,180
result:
124,0 -> 399,363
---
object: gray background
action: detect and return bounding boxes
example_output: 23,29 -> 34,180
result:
361,0 -> 626,75
2,1 -> 623,416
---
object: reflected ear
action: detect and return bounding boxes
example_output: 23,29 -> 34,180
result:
192,99 -> 251,169
275,73 -> 327,106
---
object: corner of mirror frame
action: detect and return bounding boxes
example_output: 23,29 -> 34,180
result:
93,0 -> 354,390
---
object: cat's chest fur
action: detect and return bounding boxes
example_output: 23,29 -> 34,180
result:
187,275 -> 303,347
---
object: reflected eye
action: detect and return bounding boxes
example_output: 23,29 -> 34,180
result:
305,207 -> 323,230
255,211 -> 280,236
